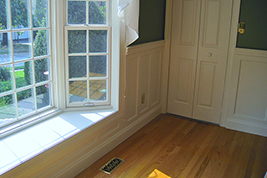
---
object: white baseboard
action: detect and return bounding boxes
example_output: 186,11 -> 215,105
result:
226,118 -> 267,137
51,105 -> 161,178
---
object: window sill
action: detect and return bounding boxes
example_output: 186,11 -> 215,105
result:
0,109 -> 115,175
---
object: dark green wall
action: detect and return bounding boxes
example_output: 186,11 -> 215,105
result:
236,0 -> 267,50
131,0 -> 166,46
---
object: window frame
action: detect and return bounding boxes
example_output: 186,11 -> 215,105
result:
63,0 -> 114,108
0,0 -> 54,129
0,0 -> 121,137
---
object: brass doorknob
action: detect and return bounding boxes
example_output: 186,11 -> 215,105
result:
208,52 -> 212,57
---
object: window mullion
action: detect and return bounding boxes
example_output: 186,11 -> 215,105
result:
87,59 -> 90,102
107,0 -> 110,26
32,58 -> 37,115
68,53 -> 87,56
47,0 -> 53,108
87,29 -> 90,102
33,84 -> 38,114
8,0 -> 18,118
12,64 -> 19,120
30,0 -> 37,113
65,27 -> 70,106
49,31 -> 53,107
53,0 -> 67,109
88,52 -> 108,56
86,0 -> 89,25
29,0 -> 33,29
108,27 -> 111,103
7,0 -> 11,30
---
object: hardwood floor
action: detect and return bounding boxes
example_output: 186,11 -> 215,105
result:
75,114 -> 267,178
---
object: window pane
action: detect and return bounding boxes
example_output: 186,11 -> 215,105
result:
0,94 -> 16,127
69,81 -> 87,103
17,88 -> 35,117
0,65 -> 14,93
68,30 -> 87,53
90,80 -> 106,101
11,0 -> 30,29
33,29 -> 49,57
89,1 -> 106,25
69,56 -> 87,78
13,31 -> 32,61
89,55 -> 107,77
0,0 -> 53,124
36,84 -> 51,109
0,0 -> 10,30
0,33 -> 12,64
68,1 -> 86,24
32,0 -> 49,27
34,58 -> 49,83
16,61 -> 33,88
89,30 -> 107,53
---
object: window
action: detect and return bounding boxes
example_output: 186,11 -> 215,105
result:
0,0 -> 52,128
0,0 -> 118,134
65,0 -> 111,107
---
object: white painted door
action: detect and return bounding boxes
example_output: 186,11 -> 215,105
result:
167,0 -> 233,124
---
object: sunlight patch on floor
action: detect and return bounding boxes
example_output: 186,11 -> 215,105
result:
148,169 -> 171,178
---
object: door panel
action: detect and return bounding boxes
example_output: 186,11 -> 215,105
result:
175,59 -> 193,104
167,57 -> 195,117
195,61 -> 216,108
167,0 -> 201,117
192,0 -> 232,123
202,0 -> 221,47
179,0 -> 199,45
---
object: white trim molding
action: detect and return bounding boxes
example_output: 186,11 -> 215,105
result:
221,0 -> 267,137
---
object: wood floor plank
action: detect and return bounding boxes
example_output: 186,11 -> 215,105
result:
243,135 -> 260,178
222,132 -> 256,178
250,136 -> 267,178
200,129 -> 239,178
211,129 -> 238,178
165,123 -> 211,177
75,114 -> 267,178
178,125 -> 224,178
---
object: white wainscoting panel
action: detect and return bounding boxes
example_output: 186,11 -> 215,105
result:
126,41 -> 164,123
150,51 -> 162,108
226,49 -> 267,137
125,55 -> 139,122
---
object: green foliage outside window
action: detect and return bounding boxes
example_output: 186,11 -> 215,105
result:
0,66 -> 11,81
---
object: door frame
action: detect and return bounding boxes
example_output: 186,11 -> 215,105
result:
161,0 -> 241,127
161,0 -> 173,113
220,0 -> 241,127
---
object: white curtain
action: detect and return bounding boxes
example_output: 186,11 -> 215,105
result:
117,0 -> 140,46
